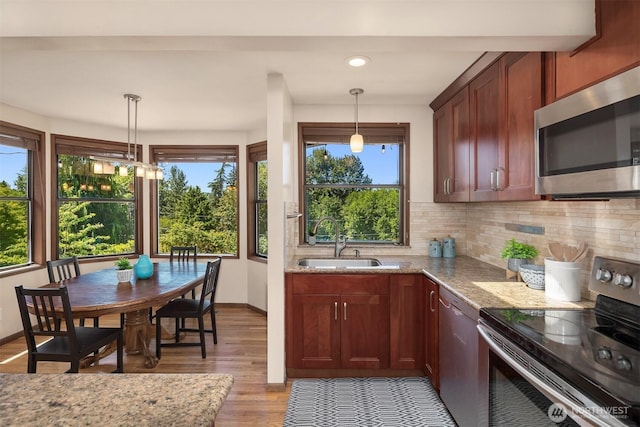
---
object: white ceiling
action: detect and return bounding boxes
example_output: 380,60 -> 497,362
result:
0,0 -> 595,132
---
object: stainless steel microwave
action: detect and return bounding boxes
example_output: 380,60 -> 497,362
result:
535,66 -> 640,199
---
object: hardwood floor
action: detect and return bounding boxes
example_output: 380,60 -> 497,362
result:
0,306 -> 291,426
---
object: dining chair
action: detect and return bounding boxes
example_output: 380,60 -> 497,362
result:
171,245 -> 198,298
15,284 -> 124,373
46,257 -> 98,328
155,257 -> 221,359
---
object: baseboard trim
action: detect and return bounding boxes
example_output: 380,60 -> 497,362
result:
0,331 -> 23,347
216,302 -> 267,317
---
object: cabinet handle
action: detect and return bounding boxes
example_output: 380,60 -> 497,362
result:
344,302 -> 347,321
443,178 -> 449,195
334,302 -> 338,321
447,178 -> 452,195
439,297 -> 450,309
490,168 -> 497,191
496,167 -> 505,191
429,290 -> 435,312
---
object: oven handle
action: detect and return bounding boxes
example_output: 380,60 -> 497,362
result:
477,323 -> 621,427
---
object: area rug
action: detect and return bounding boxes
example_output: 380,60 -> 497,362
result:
283,377 -> 456,426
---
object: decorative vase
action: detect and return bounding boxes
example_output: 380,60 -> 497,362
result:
116,269 -> 133,283
507,258 -> 532,273
134,254 -> 154,279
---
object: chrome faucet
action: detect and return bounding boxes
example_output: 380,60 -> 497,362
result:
312,216 -> 348,258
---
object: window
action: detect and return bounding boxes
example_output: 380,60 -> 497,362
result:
0,122 -> 45,271
53,134 -> 141,259
247,141 -> 267,260
299,122 -> 409,245
150,145 -> 239,257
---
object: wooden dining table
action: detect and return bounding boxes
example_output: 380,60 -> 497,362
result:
39,261 -> 208,368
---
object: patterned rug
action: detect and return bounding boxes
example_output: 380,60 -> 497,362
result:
283,377 -> 457,427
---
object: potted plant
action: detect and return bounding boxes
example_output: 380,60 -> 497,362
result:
500,238 -> 539,273
115,257 -> 133,283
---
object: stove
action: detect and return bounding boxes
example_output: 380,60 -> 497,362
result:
479,256 -> 640,426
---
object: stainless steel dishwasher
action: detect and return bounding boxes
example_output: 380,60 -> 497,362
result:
439,287 -> 479,427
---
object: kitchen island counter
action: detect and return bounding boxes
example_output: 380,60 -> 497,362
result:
0,373 -> 233,427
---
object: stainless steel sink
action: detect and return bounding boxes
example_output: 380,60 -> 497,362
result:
296,258 -> 382,268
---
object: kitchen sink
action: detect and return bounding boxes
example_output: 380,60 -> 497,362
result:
296,258 -> 383,268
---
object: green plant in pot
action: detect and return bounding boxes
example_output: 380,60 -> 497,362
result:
500,238 -> 539,273
115,257 -> 133,283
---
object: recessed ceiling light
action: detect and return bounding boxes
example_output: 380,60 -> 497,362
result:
346,56 -> 370,67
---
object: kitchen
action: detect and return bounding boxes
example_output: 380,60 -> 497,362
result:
1,0 -> 639,425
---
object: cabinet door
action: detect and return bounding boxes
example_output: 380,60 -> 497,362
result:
390,274 -> 423,369
423,277 -> 439,390
291,294 -> 341,369
498,52 -> 542,201
434,88 -> 470,203
341,293 -> 390,369
469,61 -> 500,201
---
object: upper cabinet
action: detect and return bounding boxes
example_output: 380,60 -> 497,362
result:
546,0 -> 640,102
433,52 -> 542,203
433,87 -> 470,202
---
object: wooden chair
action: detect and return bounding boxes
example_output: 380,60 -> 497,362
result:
155,257 -> 221,359
171,246 -> 198,298
15,285 -> 123,373
46,257 -> 98,328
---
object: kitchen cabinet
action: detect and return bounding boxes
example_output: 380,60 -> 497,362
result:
470,52 -> 542,201
389,274 -> 423,370
438,287 -> 479,427
423,276 -> 439,391
546,0 -> 640,102
434,87 -> 470,202
286,274 -> 390,371
434,51 -> 542,203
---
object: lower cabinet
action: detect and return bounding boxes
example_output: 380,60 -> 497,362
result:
423,276 -> 439,390
286,274 -> 390,370
286,273 -> 425,375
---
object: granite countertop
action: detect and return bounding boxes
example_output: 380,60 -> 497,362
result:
0,373 -> 233,427
287,255 -> 595,312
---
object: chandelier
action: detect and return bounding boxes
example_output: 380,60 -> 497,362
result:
91,94 -> 163,180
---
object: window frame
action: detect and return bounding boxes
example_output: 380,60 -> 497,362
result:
150,145 -> 240,259
0,121 -> 45,276
297,122 -> 410,246
247,141 -> 267,262
51,134 -> 143,261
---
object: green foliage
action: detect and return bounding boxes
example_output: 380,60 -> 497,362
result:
500,238 -> 539,259
115,257 -> 132,270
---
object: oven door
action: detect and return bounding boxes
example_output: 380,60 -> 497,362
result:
478,322 -> 628,427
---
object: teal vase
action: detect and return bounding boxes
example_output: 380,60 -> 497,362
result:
134,254 -> 154,279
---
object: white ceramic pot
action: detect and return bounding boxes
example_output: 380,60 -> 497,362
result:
544,258 -> 582,301
117,269 -> 133,283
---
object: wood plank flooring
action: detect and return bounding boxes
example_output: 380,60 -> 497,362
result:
0,306 -> 290,426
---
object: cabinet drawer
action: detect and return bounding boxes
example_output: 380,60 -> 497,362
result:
291,274 -> 389,295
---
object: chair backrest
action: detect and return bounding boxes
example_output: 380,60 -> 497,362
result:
198,257 -> 222,309
170,246 -> 197,263
15,285 -> 79,355
47,256 -> 81,283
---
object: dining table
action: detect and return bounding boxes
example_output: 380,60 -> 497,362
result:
39,261 -> 208,368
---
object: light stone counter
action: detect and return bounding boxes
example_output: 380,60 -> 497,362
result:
287,255 -> 594,312
0,373 -> 233,427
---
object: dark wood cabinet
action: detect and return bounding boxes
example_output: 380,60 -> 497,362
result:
546,0 -> 640,102
434,87 -> 470,202
390,274 -> 423,370
423,276 -> 439,390
286,274 -> 390,371
469,61 -> 501,201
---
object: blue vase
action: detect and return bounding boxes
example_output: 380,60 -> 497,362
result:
134,254 -> 154,279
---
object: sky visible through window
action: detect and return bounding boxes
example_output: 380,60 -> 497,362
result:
0,145 -> 27,185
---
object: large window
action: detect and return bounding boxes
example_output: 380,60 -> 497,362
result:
299,123 -> 409,246
150,145 -> 239,257
53,135 -> 141,259
0,122 -> 45,271
247,141 -> 267,260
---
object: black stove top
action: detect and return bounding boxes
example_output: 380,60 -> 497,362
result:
480,299 -> 640,424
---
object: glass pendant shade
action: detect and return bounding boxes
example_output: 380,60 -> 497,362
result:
350,134 -> 364,153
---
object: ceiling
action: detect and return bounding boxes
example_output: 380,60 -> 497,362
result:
0,0 -> 595,132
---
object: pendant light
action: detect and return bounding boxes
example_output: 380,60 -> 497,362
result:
90,94 -> 163,179
349,88 -> 364,153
